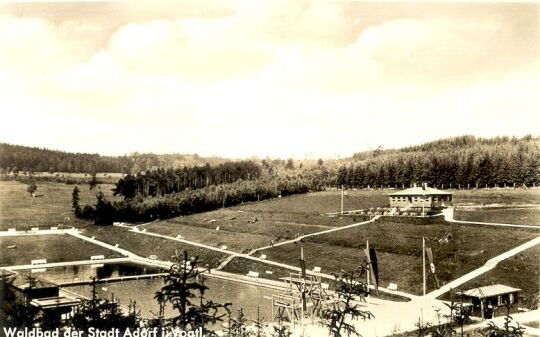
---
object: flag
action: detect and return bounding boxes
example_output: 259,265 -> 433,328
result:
425,247 -> 440,289
299,256 -> 307,311
299,257 -> 306,279
364,247 -> 379,295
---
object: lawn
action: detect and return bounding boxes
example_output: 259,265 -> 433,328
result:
252,217 -> 539,295
224,243 -> 422,294
0,180 -> 117,230
2,181 -> 538,299
454,206 -> 540,226
82,226 -> 229,268
451,188 -> 540,206
0,234 -> 121,266
144,192 -> 374,251
139,222 -> 273,253
233,189 -> 389,214
439,245 -> 539,306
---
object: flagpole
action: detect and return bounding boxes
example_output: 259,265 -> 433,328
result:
366,240 -> 370,291
300,242 -> 305,336
422,236 -> 426,296
341,185 -> 344,215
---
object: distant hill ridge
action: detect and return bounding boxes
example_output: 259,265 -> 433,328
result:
0,143 -> 230,174
340,135 -> 539,188
1,135 -> 539,188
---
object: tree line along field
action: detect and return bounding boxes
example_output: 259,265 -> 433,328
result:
1,178 -> 537,231
1,179 -> 538,299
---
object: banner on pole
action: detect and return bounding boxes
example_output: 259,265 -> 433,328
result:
425,247 -> 440,289
364,247 -> 379,295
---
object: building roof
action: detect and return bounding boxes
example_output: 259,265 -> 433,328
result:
31,296 -> 80,309
388,186 -> 452,196
462,284 -> 521,299
10,272 -> 58,290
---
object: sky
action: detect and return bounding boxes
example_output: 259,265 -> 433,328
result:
0,1 -> 538,159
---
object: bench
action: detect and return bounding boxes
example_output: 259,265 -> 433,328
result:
31,227 -> 40,231
260,254 -> 267,260
90,255 -> 105,260
8,228 -> 16,232
313,266 -> 321,273
388,283 -> 398,291
31,259 -> 47,265
247,271 -> 259,281
50,226 -> 58,231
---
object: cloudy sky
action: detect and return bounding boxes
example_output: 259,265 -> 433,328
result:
0,1 -> 538,158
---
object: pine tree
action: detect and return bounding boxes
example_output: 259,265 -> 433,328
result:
72,186 -> 81,217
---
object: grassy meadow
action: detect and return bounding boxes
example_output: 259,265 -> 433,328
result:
1,179 -> 538,300
252,217 -> 538,295
451,188 -> 540,206
0,234 -> 121,266
439,245 -> 540,305
82,226 -> 228,268
0,180 -> 117,230
454,206 -> 540,225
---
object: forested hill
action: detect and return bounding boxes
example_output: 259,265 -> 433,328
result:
0,143 -> 229,174
337,135 -> 540,188
1,135 -> 539,188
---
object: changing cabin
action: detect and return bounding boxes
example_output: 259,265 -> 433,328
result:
388,184 -> 452,208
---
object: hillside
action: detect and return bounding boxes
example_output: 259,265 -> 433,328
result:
1,135 -> 539,189
0,143 -> 230,174
337,135 -> 540,188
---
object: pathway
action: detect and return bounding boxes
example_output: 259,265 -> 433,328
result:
427,236 -> 540,299
3,257 -> 131,271
127,216 -> 381,272
0,228 -> 79,236
443,207 -> 540,230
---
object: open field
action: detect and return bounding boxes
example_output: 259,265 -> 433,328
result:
0,234 -> 121,266
454,206 -> 540,226
0,180 -> 117,230
247,217 -> 540,295
82,226 -> 228,268
1,180 -> 538,302
233,189 -> 388,214
140,222 -> 273,253
439,245 -> 539,305
451,188 -> 540,206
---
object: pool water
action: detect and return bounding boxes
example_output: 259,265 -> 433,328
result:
32,262 -> 165,284
64,276 -> 280,321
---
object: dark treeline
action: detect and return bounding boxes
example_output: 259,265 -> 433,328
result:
3,135 -> 539,190
0,143 -> 229,174
80,175 -> 318,225
114,161 -> 262,198
339,135 -> 540,188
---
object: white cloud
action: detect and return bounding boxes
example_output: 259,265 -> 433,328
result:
0,2 -> 538,158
